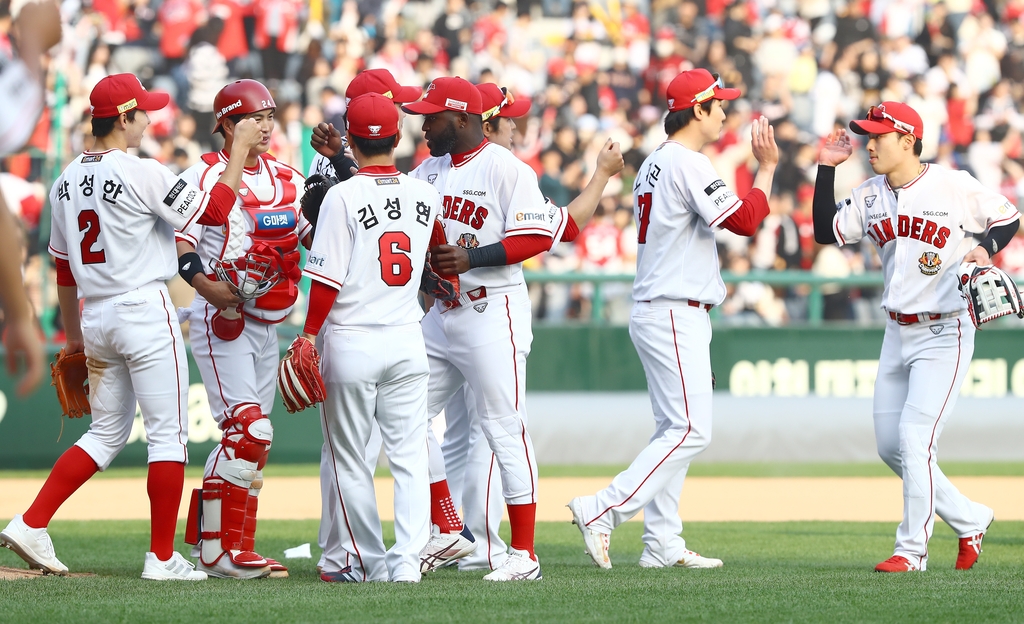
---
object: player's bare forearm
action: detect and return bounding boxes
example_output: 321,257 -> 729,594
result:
217,119 -> 264,194
0,195 -> 32,324
193,274 -> 242,310
750,164 -> 777,199
568,138 -> 624,226
57,285 -> 84,353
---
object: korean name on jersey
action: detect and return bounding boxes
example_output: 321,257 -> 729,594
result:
833,164 -> 1020,315
303,170 -> 441,326
409,143 -> 554,292
49,150 -> 210,298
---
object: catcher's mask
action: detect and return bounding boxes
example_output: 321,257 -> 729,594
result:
210,247 -> 283,301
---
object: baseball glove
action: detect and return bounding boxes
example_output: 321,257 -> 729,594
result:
422,219 -> 460,302
51,348 -> 90,418
958,262 -> 1024,329
301,174 -> 339,242
277,336 -> 326,413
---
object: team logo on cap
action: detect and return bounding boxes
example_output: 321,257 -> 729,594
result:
426,82 -> 437,93
369,125 -> 382,136
918,251 -> 941,276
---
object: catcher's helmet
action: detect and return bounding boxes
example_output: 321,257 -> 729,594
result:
213,79 -> 276,132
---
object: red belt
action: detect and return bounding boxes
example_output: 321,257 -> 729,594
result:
887,311 -> 951,325
639,299 -> 713,311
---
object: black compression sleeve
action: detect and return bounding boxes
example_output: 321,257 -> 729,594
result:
329,154 -> 358,181
979,219 -> 1020,256
466,242 -> 507,268
813,165 -> 839,245
178,252 -> 204,286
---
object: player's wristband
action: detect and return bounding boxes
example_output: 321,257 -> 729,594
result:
467,243 -> 507,269
979,220 -> 1019,257
178,252 -> 204,286
329,154 -> 358,181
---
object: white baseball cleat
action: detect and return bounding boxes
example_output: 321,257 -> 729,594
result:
197,551 -> 272,579
567,497 -> 611,569
0,514 -> 69,576
141,552 -> 207,581
420,526 -> 477,573
640,549 -> 724,569
482,548 -> 542,581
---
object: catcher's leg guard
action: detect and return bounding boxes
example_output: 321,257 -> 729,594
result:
197,404 -> 273,579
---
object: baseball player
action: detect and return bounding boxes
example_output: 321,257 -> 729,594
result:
175,79 -> 311,579
0,0 -> 62,397
568,69 -> 779,570
302,68 -> 422,577
813,102 -> 1017,572
434,83 -> 626,572
402,76 -> 559,581
0,74 -> 262,580
301,92 -> 440,583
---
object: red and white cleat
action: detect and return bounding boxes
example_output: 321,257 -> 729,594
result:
874,555 -> 920,573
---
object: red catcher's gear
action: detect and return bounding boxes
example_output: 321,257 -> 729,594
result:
213,79 -> 276,132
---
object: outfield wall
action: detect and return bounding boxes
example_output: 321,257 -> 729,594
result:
1,326 -> 1021,468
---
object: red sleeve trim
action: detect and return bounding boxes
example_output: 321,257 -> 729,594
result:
500,234 -> 553,264
561,214 -> 580,242
196,183 -> 236,226
55,258 -> 77,287
303,280 -> 338,335
720,189 -> 769,237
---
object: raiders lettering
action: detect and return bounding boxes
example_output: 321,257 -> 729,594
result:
865,215 -> 950,249
442,195 -> 488,229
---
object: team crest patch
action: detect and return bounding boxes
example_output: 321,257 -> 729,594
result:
865,195 -> 877,208
930,325 -> 943,335
457,233 -> 479,249
428,174 -> 438,184
473,303 -> 488,313
918,251 -> 941,275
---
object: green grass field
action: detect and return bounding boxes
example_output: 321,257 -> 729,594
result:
1,519 -> 1022,623
4,461 -> 1024,480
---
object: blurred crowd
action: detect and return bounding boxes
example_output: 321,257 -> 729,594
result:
3,0 -> 1024,330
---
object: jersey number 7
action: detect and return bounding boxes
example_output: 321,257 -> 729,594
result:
78,209 -> 106,264
379,231 -> 413,286
636,192 -> 652,244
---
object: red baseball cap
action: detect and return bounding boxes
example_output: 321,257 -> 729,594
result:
346,69 -> 422,105
402,77 -> 483,116
666,69 -> 741,112
90,73 -> 170,119
346,93 -> 400,139
476,83 -> 531,120
849,101 -> 923,140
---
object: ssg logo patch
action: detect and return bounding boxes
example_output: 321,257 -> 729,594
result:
930,325 -> 944,335
865,195 -> 877,208
473,303 -> 488,313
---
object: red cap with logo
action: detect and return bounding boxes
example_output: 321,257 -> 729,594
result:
476,83 -> 531,120
402,77 -> 484,115
665,69 -> 741,112
90,73 -> 170,119
347,93 -> 400,139
849,102 -> 924,140
346,69 -> 422,104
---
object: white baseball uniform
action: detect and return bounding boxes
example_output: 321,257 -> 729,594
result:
409,142 -> 552,518
176,150 -> 309,574
48,148 -> 217,469
574,140 -> 739,566
832,163 -> 1017,567
304,166 -> 440,582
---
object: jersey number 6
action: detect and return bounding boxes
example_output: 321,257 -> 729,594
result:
378,231 -> 413,286
78,209 -> 106,264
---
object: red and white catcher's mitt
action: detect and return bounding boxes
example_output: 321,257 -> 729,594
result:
277,336 -> 326,413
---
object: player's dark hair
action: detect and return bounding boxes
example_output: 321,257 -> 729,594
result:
349,134 -> 398,157
216,113 -> 247,138
665,100 -> 714,136
483,117 -> 501,134
913,138 -> 923,157
91,109 -> 138,138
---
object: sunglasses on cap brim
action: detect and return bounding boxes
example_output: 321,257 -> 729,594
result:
482,87 -> 516,122
691,74 -> 724,105
866,106 -> 916,136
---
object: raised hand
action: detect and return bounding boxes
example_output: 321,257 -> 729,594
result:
311,122 -> 344,158
750,116 -> 779,169
596,138 -> 625,178
233,118 -> 264,150
819,129 -> 853,167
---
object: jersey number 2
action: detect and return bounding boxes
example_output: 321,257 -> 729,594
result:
636,193 -> 653,244
378,231 -> 413,286
78,209 -> 106,264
